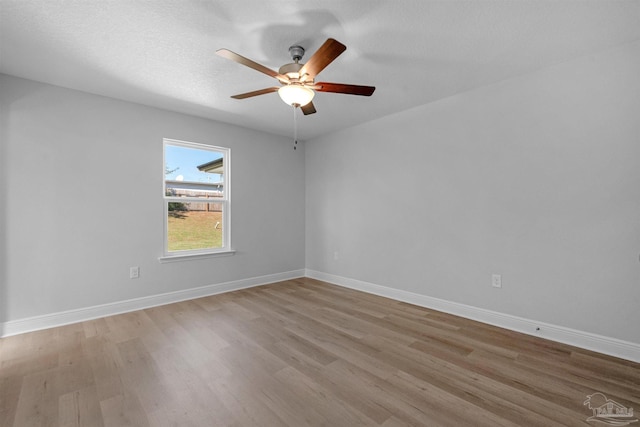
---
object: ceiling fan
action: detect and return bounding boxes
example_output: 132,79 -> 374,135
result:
216,38 -> 375,115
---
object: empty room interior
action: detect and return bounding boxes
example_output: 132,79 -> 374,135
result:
1,1 -> 639,426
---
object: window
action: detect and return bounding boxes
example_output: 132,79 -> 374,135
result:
162,139 -> 231,260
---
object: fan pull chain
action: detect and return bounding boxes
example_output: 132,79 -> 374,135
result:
293,104 -> 298,150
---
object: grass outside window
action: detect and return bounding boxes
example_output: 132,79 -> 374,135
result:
167,210 -> 223,252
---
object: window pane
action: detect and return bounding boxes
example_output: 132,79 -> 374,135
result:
165,144 -> 224,191
167,202 -> 224,252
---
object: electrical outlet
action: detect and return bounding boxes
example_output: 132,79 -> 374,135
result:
130,266 -> 140,279
491,274 -> 502,288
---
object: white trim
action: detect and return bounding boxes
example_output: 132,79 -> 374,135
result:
1,270 -> 305,338
158,249 -> 236,263
305,269 -> 640,363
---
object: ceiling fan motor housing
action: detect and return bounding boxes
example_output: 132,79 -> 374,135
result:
279,62 -> 304,80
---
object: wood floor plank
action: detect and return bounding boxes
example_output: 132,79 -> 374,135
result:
208,374 -> 287,427
99,390 -> 149,427
273,366 -> 373,426
1,278 -> 638,426
12,366 -> 60,427
58,386 -> 103,427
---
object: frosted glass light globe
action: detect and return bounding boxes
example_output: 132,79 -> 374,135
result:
278,84 -> 315,107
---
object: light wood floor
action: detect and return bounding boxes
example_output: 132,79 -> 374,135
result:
1,278 -> 639,426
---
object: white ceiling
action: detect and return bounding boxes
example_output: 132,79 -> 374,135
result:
2,0 -> 640,140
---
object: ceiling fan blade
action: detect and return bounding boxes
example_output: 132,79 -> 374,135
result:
299,38 -> 346,79
301,101 -> 317,115
230,87 -> 279,99
315,82 -> 376,96
216,48 -> 289,83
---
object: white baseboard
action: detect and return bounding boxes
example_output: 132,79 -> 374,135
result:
4,268 -> 638,363
305,269 -> 640,363
1,269 -> 305,338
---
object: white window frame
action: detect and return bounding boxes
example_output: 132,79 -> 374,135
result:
159,138 -> 233,262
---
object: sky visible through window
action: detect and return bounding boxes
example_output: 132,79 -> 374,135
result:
165,144 -> 223,184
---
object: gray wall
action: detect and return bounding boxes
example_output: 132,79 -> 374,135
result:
306,41 -> 640,344
0,74 -> 305,323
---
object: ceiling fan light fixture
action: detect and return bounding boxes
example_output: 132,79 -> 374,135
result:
278,84 -> 314,107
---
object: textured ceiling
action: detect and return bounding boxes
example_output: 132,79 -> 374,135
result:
2,0 -> 640,140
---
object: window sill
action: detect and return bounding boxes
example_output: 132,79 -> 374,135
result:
158,250 -> 236,263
